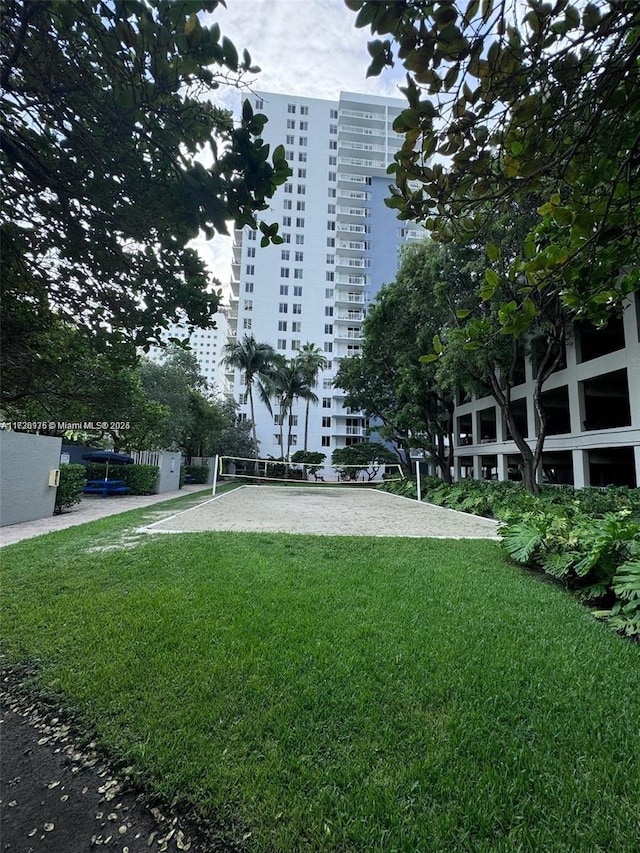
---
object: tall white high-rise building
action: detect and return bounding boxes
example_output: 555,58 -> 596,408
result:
147,308 -> 231,395
227,90 -> 424,456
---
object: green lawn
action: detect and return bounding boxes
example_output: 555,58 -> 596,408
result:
1,499 -> 639,852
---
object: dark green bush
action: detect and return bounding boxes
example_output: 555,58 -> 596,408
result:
55,464 -> 86,513
184,465 -> 209,484
85,463 -> 159,495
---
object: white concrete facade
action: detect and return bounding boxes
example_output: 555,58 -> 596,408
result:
148,309 -> 230,395
228,90 -> 423,458
451,294 -> 640,488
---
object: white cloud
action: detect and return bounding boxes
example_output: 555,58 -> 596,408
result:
192,0 -> 407,298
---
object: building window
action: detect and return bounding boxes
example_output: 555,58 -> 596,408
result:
325,306 -> 333,316
296,201 -> 306,211
329,140 -> 337,149
326,272 -> 335,281
321,436 -> 331,447
327,237 -> 335,247
284,183 -> 293,193
245,281 -> 254,293
282,232 -> 291,243
324,360 -> 332,370
300,105 -> 309,115
298,168 -> 307,178
297,184 -> 306,194
290,435 -> 297,446
288,103 -> 296,113
296,217 -> 305,227
281,267 -> 290,278
291,339 -> 300,350
324,324 -> 333,334
277,339 -> 287,350
330,109 -> 338,118
281,249 -> 290,260
327,204 -> 336,214
327,221 -> 335,230
278,320 -> 288,331
247,247 -> 256,257
246,264 -> 254,275
299,137 -> 307,146
280,284 -> 289,295
286,150 -> 294,160
243,318 -> 252,329
244,299 -> 253,310
322,397 -> 331,408
298,152 -> 307,162
296,234 -> 305,245
283,199 -> 292,210
328,171 -> 336,182
295,251 -> 304,261
291,321 -> 302,332
274,434 -> 282,445
279,303 -> 288,313
326,253 -> 335,264
329,155 -> 337,165
239,392 -> 248,405
286,134 -> 294,145
330,124 -> 337,134
325,288 -> 334,298
328,187 -> 336,197
247,229 -> 257,240
292,303 -> 302,314
324,342 -> 333,352
255,99 -> 263,110
283,216 -> 291,226
322,416 -> 332,427
300,121 -> 308,131
287,119 -> 295,129
294,271 -> 303,281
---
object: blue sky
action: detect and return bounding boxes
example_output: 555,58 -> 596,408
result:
191,0 -> 407,294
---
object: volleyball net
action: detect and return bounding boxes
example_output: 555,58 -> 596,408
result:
213,454 -> 405,493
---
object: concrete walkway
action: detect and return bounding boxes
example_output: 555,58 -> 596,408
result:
0,485 -> 211,548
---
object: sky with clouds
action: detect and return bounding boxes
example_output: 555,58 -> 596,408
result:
189,0 -> 407,301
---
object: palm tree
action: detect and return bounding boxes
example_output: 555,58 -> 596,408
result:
295,343 -> 328,453
222,335 -> 278,471
267,360 -> 317,461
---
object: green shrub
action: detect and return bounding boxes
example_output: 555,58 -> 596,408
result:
184,464 -> 209,484
85,463 -> 159,495
55,464 -> 86,513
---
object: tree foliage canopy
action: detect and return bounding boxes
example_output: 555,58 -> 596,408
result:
347,0 -> 640,325
1,0 -> 290,389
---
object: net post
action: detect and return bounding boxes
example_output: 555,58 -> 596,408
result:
212,454 -> 219,496
415,457 -> 422,502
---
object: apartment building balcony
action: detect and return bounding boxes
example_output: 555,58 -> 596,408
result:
335,273 -> 369,286
337,172 -> 372,186
333,291 -> 366,306
338,189 -> 370,202
338,156 -> 387,171
335,310 -> 365,322
337,205 -> 370,218
335,256 -> 370,270
335,329 -> 364,341
339,124 -> 386,138
336,239 -> 369,251
339,108 -> 386,125
335,222 -> 371,235
340,140 -> 387,154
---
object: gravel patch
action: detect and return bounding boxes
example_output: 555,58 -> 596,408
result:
138,486 -> 501,539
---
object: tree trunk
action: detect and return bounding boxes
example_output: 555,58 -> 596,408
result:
247,381 -> 260,476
